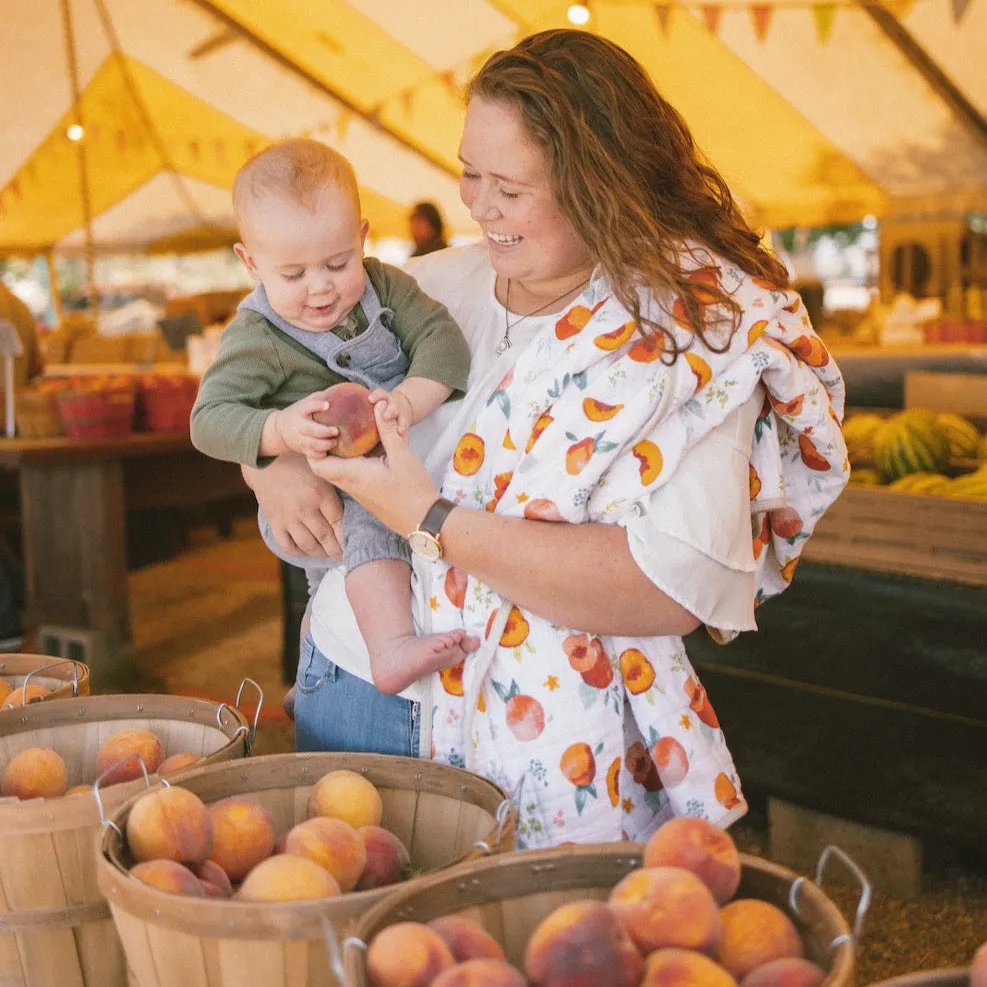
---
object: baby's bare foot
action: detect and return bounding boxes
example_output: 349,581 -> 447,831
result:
372,631 -> 480,691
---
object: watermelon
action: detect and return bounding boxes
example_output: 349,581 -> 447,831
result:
936,412 -> 981,459
842,413 -> 886,462
888,471 -> 951,494
872,409 -> 950,481
847,468 -> 883,486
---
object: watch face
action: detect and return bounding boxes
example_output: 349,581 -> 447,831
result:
408,530 -> 442,561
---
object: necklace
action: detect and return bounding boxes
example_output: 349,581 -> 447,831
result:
497,276 -> 591,355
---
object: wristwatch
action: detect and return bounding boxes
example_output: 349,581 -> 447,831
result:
407,497 -> 457,561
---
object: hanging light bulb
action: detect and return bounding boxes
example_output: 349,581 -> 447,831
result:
66,124 -> 85,142
567,4 -> 591,25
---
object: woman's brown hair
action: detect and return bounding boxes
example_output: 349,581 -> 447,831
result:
469,30 -> 789,356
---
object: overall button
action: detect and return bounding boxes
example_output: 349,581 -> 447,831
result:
337,352 -> 351,367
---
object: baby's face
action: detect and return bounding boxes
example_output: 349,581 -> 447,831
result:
235,186 -> 369,333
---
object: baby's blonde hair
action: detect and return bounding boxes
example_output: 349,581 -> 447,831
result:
233,138 -> 360,240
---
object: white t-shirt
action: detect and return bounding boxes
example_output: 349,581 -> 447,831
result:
309,244 -> 760,700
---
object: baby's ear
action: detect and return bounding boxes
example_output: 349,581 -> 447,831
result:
359,219 -> 370,248
233,243 -> 260,281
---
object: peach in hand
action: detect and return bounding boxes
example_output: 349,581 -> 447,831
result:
126,785 -> 213,865
366,922 -> 455,987
237,854 -> 341,902
356,825 -> 411,891
312,382 -> 380,458
642,949 -> 739,987
427,915 -> 506,963
284,816 -> 367,892
524,898 -> 643,987
609,865 -> 722,956
307,767 -> 383,829
717,900 -> 803,981
1,746 -> 68,799
206,796 -> 277,882
643,817 -> 742,905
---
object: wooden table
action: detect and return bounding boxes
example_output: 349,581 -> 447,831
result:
0,432 -> 249,684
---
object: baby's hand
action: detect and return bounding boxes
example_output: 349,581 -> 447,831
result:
273,392 -> 338,458
368,387 -> 414,436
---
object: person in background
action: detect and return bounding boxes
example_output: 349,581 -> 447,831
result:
0,281 -> 44,389
191,139 -> 477,710
408,201 -> 449,257
245,30 -> 849,847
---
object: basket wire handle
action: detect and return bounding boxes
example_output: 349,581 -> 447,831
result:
23,659 -> 81,697
93,753 -> 161,837
234,677 -> 264,751
789,844 -> 872,953
473,772 -> 524,855
320,915 -> 347,984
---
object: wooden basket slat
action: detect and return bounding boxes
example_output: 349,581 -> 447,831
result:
804,486 -> 987,584
0,931 -> 25,985
0,831 -> 68,913
145,925 -> 211,987
11,925 -> 87,987
53,821 -> 99,905
110,907 -> 161,987
76,918 -> 129,987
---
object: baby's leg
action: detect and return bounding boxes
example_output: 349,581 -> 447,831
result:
346,559 -> 479,696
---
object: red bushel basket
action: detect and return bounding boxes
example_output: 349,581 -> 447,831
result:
137,374 -> 199,432
56,383 -> 136,439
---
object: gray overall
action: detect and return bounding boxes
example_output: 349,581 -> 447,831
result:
240,278 -> 413,596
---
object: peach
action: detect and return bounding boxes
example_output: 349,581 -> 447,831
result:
284,816 -> 366,892
273,832 -> 289,855
130,860 -> 205,897
307,768 -> 383,829
2,683 -> 50,707
642,949 -> 738,987
237,854 -> 341,902
96,729 -> 165,785
126,785 -> 213,865
431,959 -> 527,987
194,859 -> 234,899
366,922 -> 455,987
971,942 -> 987,987
206,796 -> 277,882
741,957 -> 826,987
312,382 -> 379,458
428,915 -> 506,963
0,678 -> 11,704
643,817 -> 742,905
717,900 -> 803,981
609,865 -> 722,955
158,753 -> 200,776
524,899 -> 643,987
67,784 -> 94,796
356,825 -> 411,890
1,746 -> 68,799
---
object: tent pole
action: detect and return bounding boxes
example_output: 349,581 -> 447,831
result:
44,250 -> 66,329
59,0 -> 97,305
864,7 -> 987,148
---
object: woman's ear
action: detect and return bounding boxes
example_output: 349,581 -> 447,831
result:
233,243 -> 261,281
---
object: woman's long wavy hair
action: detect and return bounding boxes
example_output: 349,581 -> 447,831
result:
469,30 -> 789,355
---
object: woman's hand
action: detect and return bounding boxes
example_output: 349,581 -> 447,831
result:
306,405 -> 440,537
241,453 -> 344,559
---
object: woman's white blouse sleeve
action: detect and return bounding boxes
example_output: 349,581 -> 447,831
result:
618,388 -> 763,636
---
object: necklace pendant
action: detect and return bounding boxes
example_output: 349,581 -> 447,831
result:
496,336 -> 511,355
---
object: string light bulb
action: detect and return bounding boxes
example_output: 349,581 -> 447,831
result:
66,124 -> 85,142
567,4 -> 591,25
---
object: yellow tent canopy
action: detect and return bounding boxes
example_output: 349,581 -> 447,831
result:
1,0 -> 985,256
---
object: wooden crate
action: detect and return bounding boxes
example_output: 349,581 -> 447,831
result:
803,485 -> 987,586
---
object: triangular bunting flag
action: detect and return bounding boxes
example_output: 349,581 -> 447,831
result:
951,0 -> 972,21
882,0 -> 916,17
400,90 -> 415,116
334,111 -> 352,143
812,4 -> 836,42
654,4 -> 672,35
701,5 -> 722,33
751,5 -> 773,41
439,70 -> 457,94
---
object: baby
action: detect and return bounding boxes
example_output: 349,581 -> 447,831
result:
191,139 -> 477,694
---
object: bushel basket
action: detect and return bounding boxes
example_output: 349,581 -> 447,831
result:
97,752 -> 516,987
0,656 -> 90,702
346,842 -> 870,987
0,689 -> 254,987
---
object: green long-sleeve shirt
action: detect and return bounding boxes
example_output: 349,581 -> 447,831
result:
190,258 -> 469,467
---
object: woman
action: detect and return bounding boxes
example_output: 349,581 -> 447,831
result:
248,30 -> 848,847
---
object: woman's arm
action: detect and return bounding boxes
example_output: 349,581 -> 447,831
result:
241,454 -> 345,560
307,409 -> 701,638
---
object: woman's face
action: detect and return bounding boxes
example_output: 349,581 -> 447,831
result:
458,96 -> 592,286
